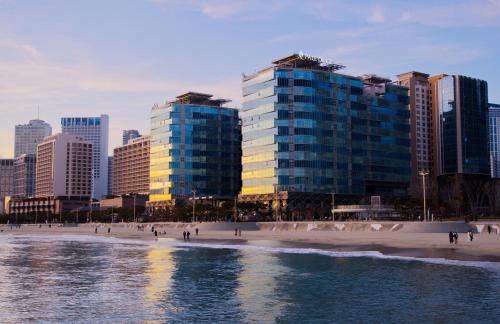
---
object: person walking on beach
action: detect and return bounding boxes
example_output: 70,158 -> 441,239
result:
449,232 -> 454,244
235,228 -> 238,236
95,227 -> 98,234
195,228 -> 199,236
487,225 -> 492,235
453,232 -> 458,244
187,231 -> 190,241
238,228 -> 242,237
154,230 -> 158,237
183,231 -> 186,241
468,230 -> 474,242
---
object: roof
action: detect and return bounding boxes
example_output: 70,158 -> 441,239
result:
272,53 -> 345,72
172,92 -> 231,106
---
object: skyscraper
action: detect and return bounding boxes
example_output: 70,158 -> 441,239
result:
13,154 -> 36,198
489,103 -> 500,178
149,92 -> 241,207
240,54 -> 410,213
35,133 -> 92,198
0,159 -> 14,214
122,129 -> 141,145
14,119 -> 52,157
397,71 -> 433,198
113,136 -> 150,196
61,115 -> 109,199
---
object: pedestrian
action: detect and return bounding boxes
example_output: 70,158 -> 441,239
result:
95,227 -> 98,234
448,231 -> 454,244
487,225 -> 492,235
183,231 -> 186,241
235,228 -> 238,236
454,232 -> 458,244
238,228 -> 242,237
195,228 -> 199,236
154,230 -> 158,237
187,231 -> 190,241
468,230 -> 474,242
151,226 -> 155,233
108,227 -> 111,234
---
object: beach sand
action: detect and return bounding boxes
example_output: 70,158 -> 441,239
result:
1,222 -> 500,262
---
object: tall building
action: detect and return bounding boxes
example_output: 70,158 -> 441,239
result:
122,129 -> 141,145
429,75 -> 490,177
113,136 -> 150,196
149,92 -> 241,206
35,133 -> 93,198
13,154 -> 36,198
14,119 -> 52,157
0,159 -> 14,214
240,54 -> 410,211
107,156 -> 113,196
489,103 -> 500,178
397,72 -> 433,197
61,115 -> 109,199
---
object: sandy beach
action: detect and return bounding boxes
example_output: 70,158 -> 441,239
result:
2,221 -> 500,262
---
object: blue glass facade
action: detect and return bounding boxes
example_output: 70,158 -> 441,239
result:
241,56 -> 410,198
490,104 -> 500,178
150,93 -> 241,204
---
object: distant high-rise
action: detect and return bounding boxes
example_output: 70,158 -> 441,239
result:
113,136 -> 150,196
149,92 -> 241,206
61,115 -> 109,199
0,159 -> 14,214
35,133 -> 92,198
14,119 -> 52,157
122,129 -> 140,145
13,154 -> 36,198
429,75 -> 490,176
397,71 -> 433,197
489,103 -> 500,178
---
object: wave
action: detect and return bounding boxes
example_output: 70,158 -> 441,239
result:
3,233 -> 500,272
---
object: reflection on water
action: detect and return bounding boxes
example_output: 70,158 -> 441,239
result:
0,235 -> 499,323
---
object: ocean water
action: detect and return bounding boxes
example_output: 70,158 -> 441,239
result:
0,235 -> 499,323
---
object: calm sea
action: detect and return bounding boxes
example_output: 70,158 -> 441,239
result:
0,235 -> 499,323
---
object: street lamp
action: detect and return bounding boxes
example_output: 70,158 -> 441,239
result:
418,170 -> 430,221
192,189 -> 197,223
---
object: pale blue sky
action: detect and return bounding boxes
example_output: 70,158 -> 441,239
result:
1,0 -> 499,157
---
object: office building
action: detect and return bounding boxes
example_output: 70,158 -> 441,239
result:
122,129 -> 141,145
429,75 -> 490,177
0,159 -> 14,214
149,92 -> 241,207
240,54 -> 410,218
113,135 -> 150,196
489,103 -> 500,178
35,133 -> 93,198
13,154 -> 36,198
107,156 -> 113,196
397,71 -> 433,197
61,115 -> 109,199
14,119 -> 52,157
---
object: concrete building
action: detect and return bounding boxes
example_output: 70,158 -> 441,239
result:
61,115 -> 109,199
0,159 -> 14,214
107,156 -> 113,196
397,72 -> 433,198
112,136 -> 150,196
122,129 -> 141,145
240,54 -> 410,220
489,103 -> 500,178
35,133 -> 93,198
13,154 -> 36,198
149,92 -> 241,207
14,119 -> 52,157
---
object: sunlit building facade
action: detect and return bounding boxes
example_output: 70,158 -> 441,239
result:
240,54 -> 410,212
149,92 -> 241,206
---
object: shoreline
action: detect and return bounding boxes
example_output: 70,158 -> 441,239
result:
2,222 -> 500,263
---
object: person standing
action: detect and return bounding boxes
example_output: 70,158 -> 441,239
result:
235,228 -> 238,236
487,225 -> 492,235
108,227 -> 111,234
238,228 -> 242,237
195,228 -> 199,236
453,232 -> 458,244
183,231 -> 186,241
449,232 -> 454,244
468,230 -> 474,242
187,231 -> 190,241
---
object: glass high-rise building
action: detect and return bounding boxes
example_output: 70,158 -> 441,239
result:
430,75 -> 490,176
61,115 -> 109,199
149,92 -> 241,206
241,54 -> 410,204
14,119 -> 52,157
489,103 -> 500,178
122,129 -> 140,145
13,154 -> 36,198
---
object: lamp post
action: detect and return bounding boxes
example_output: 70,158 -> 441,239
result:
192,189 -> 196,223
418,170 -> 429,221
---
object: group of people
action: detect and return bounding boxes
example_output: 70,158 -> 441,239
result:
448,231 -> 459,244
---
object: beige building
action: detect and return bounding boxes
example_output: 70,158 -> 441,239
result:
397,72 -> 433,198
112,135 -> 150,196
36,133 -> 93,198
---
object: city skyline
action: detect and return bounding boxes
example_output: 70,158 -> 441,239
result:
1,0 -> 500,158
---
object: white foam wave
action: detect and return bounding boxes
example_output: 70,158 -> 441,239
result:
2,234 -> 500,272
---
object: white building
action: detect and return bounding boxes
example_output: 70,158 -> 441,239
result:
35,133 -> 92,198
14,119 -> 52,157
61,115 -> 109,199
0,159 -> 15,214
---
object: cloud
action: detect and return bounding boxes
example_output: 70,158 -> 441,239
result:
367,5 -> 385,23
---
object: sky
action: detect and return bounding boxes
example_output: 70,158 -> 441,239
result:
1,0 -> 499,157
